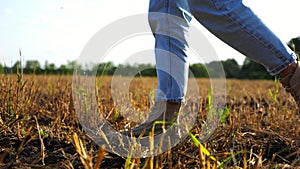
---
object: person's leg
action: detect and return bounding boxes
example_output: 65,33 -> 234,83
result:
188,0 -> 297,76
121,0 -> 193,137
149,0 -> 192,103
188,0 -> 299,114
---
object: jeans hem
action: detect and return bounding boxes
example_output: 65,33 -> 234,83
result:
268,55 -> 298,76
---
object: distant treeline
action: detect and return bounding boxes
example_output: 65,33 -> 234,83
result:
0,58 -> 273,79
2,36 -> 300,80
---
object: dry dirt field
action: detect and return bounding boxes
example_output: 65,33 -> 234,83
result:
0,75 -> 299,168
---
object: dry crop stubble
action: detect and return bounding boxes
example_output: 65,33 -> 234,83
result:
0,75 -> 299,168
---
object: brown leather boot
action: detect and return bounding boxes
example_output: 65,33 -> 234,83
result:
121,101 -> 182,137
279,62 -> 300,115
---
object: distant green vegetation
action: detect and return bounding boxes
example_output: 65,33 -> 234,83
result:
3,36 -> 300,79
0,58 -> 274,79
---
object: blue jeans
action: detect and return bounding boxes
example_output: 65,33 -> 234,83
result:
149,0 -> 297,102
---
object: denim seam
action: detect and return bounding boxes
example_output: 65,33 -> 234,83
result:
166,0 -> 173,100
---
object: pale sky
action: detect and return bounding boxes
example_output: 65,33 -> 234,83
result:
1,0 -> 299,68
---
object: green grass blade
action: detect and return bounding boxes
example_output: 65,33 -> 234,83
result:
187,128 -> 216,161
217,150 -> 245,169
